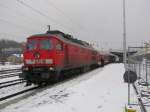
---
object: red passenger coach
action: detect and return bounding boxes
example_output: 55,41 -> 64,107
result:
21,29 -> 104,85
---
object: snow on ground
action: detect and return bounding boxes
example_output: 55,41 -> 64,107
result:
0,64 -> 22,70
0,64 -> 139,112
0,82 -> 32,98
31,64 -> 127,112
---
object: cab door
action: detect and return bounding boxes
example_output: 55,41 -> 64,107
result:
64,44 -> 69,66
55,41 -> 64,68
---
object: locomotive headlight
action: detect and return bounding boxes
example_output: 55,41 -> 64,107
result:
22,67 -> 29,71
49,67 -> 54,71
45,59 -> 53,64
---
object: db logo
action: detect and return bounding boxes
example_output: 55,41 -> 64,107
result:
33,52 -> 40,59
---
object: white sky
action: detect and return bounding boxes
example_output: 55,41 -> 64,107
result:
0,0 -> 150,50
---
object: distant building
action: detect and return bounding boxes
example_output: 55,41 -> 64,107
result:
7,54 -> 22,64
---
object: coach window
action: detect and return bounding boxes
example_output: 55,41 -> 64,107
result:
40,40 -> 52,50
56,44 -> 62,51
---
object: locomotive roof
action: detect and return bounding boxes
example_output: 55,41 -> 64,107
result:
28,30 -> 94,50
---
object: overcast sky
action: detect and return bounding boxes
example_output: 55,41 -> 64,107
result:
0,0 -> 150,50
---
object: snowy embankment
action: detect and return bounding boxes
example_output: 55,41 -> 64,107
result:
1,64 -> 133,112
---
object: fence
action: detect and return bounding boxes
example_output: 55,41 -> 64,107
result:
127,46 -> 150,110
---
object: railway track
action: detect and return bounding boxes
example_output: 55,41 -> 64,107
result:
0,79 -> 23,85
0,86 -> 39,102
0,69 -> 21,79
0,79 -> 26,89
0,73 -> 21,79
0,67 -> 101,103
0,73 -> 75,102
132,83 -> 147,112
0,69 -> 21,74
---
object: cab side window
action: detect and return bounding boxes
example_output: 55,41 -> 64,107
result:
56,44 -> 62,51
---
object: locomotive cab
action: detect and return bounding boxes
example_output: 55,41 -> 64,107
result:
24,37 -> 54,66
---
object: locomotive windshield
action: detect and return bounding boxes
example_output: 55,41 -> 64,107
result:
27,40 -> 37,50
40,40 -> 52,50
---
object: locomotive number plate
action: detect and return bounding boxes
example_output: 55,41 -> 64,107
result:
35,59 -> 41,64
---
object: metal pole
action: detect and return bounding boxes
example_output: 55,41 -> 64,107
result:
47,25 -> 51,31
145,44 -> 148,85
139,63 -> 141,79
123,0 -> 127,70
123,0 -> 130,105
128,47 -> 130,105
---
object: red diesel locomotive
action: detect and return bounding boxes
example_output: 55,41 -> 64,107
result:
21,29 -> 104,85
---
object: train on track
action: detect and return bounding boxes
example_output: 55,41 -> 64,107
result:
20,28 -> 115,86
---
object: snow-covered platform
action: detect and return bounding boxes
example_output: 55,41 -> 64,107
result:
0,64 -> 140,112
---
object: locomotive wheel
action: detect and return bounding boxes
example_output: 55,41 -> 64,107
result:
82,66 -> 90,73
37,82 -> 50,86
37,82 -> 44,86
101,59 -> 104,67
52,71 -> 63,83
58,73 -> 64,81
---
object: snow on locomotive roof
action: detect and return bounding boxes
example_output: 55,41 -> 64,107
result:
28,30 -> 94,50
